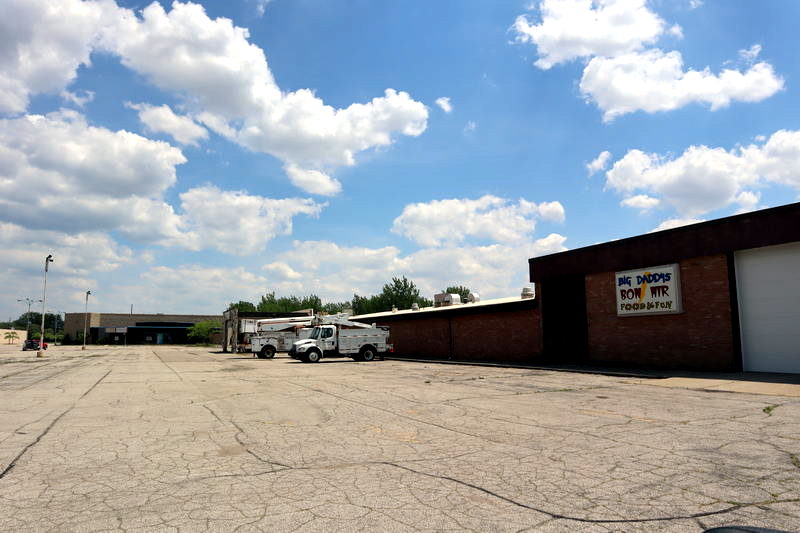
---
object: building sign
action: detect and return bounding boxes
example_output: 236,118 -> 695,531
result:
616,264 -> 682,316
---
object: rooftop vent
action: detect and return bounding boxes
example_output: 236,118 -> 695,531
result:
434,292 -> 461,308
468,292 -> 480,303
411,303 -> 420,311
521,287 -> 535,299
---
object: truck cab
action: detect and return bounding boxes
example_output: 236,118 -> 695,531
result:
289,319 -> 391,363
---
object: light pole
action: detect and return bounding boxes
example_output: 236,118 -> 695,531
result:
82,290 -> 91,351
38,255 -> 53,358
17,297 -> 42,341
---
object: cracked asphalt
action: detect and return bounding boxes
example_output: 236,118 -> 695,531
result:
0,345 -> 798,532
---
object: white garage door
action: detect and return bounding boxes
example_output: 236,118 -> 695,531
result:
735,242 -> 800,374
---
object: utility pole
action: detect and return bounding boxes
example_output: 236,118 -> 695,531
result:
38,254 -> 53,358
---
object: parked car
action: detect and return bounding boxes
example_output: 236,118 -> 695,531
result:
22,339 -> 48,351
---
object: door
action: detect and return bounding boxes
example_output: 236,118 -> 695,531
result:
541,275 -> 588,362
735,242 -> 800,374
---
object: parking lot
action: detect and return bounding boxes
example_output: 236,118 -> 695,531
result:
1,344 -> 798,532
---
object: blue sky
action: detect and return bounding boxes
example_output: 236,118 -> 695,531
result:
2,0 -> 799,318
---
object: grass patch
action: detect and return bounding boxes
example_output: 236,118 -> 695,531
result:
763,404 -> 780,416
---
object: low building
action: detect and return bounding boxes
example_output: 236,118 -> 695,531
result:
63,313 -> 222,345
351,294 -> 541,363
529,202 -> 800,373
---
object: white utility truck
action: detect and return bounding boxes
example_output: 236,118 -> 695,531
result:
288,315 -> 392,363
250,316 -> 314,359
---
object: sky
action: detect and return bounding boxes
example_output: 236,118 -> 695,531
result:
1,0 -> 799,319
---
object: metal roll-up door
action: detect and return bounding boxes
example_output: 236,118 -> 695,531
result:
735,242 -> 800,374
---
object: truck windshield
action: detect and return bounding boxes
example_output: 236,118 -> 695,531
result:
309,327 -> 322,340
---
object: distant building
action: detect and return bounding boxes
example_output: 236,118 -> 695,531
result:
63,313 -> 222,345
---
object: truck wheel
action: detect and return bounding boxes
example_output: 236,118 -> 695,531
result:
306,349 -> 321,363
360,346 -> 376,362
258,346 -> 275,359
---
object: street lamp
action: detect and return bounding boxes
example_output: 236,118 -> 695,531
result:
17,297 -> 42,341
38,254 -> 53,358
82,290 -> 91,351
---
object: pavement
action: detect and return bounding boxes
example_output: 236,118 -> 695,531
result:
0,344 -> 798,532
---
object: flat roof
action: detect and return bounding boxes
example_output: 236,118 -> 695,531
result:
351,295 -> 537,321
529,202 -> 800,282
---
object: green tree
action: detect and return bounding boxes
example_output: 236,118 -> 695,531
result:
4,331 -> 19,344
187,321 -> 219,344
444,285 -> 471,303
228,301 -> 256,312
351,277 -> 432,315
256,292 -> 322,313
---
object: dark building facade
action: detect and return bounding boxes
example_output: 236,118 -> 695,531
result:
352,296 -> 542,363
530,202 -> 800,373
63,313 -> 222,345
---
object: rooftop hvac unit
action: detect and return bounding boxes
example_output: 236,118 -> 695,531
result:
411,303 -> 420,311
521,286 -> 535,299
434,292 -> 461,307
468,292 -> 480,303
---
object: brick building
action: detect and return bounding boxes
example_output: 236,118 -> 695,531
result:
63,313 -> 222,345
352,295 -> 541,363
529,202 -> 800,373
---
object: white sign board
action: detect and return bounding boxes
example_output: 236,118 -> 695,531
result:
615,264 -> 682,316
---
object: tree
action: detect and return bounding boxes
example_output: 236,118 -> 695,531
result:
256,292 -> 322,313
444,285 -> 471,303
351,277 -> 432,315
187,321 -> 219,344
4,331 -> 19,344
228,301 -> 256,312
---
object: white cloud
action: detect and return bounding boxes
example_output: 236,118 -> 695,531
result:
0,110 -> 319,254
513,1 -> 783,119
620,194 -> 660,210
178,186 -> 324,255
650,217 -> 705,232
464,121 -> 477,133
688,0 -> 703,9
435,97 -> 453,113
103,1 -> 428,194
0,222 -> 135,317
586,150 -> 612,175
0,110 -> 188,242
284,164 -> 342,196
391,196 -> 564,247
739,44 -> 762,63
581,49 -> 783,121
61,89 -> 95,108
126,102 -> 208,146
0,0 -> 124,113
262,235 -> 568,304
606,129 -> 800,216
512,0 -> 665,69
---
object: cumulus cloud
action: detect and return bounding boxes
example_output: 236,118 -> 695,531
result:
512,0 -> 665,69
0,222 -> 135,315
0,0 -> 427,194
650,217 -> 705,232
0,110 -> 323,253
0,0 -> 124,113
581,50 -> 783,121
606,129 -> 800,216
391,196 -> 565,247
126,102 -> 208,146
103,1 -> 428,194
435,97 -> 453,113
261,235 -> 568,304
178,186 -> 324,255
512,1 -> 783,119
0,110 -> 188,242
586,150 -> 612,175
620,194 -> 660,211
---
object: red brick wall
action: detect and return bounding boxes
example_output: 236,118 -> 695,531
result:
376,307 -> 543,363
585,254 -> 738,371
